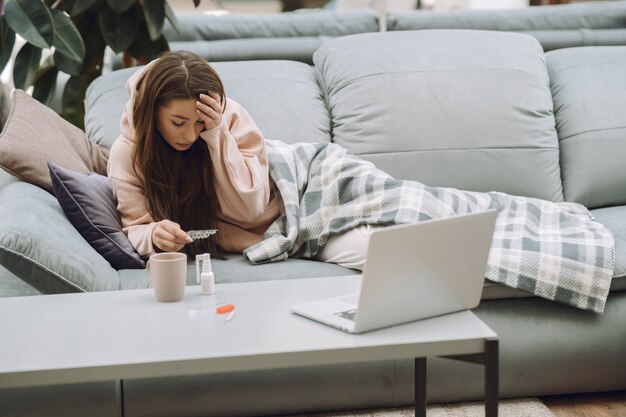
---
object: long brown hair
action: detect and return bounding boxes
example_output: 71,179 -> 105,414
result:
132,51 -> 225,259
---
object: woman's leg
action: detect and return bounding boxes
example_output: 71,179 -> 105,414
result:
318,224 -> 385,271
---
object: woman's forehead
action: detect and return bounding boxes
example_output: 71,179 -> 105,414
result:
160,98 -> 196,118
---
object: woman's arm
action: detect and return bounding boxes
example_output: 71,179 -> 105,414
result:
107,143 -> 158,257
198,97 -> 273,224
108,137 -> 190,257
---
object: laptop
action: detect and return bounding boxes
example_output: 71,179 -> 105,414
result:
290,209 -> 498,334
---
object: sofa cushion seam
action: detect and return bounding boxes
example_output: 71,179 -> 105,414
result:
0,246 -> 86,292
558,125 -> 626,142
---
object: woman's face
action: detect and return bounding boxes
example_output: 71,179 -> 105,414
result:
156,98 -> 205,151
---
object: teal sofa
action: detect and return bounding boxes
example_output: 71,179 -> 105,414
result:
2,3 -> 626,417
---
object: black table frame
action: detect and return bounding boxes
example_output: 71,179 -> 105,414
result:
415,337 -> 499,417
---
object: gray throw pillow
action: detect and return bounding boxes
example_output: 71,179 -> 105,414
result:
48,161 -> 145,270
0,89 -> 109,192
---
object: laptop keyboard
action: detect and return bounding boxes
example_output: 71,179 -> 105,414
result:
334,309 -> 357,321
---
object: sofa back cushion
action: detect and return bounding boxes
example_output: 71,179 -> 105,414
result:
84,67 -> 140,149
212,61 -> 331,144
387,2 -> 626,52
109,10 -> 381,69
167,38 -> 330,66
85,60 -> 330,148
314,30 -> 563,201
547,46 -> 626,209
158,10 -> 379,65
164,10 -> 379,42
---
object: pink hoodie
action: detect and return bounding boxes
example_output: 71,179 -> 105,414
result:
107,65 -> 280,257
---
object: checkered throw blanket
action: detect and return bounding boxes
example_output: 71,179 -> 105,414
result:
243,141 -> 615,313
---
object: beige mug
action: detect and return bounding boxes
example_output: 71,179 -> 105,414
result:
146,252 -> 187,302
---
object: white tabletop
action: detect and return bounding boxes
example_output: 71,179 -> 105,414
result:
0,275 -> 496,388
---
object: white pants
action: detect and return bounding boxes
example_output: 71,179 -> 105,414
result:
317,224 -> 384,270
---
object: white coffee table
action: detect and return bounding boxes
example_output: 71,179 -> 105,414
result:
0,275 -> 498,417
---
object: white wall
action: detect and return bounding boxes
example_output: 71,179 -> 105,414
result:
422,0 -> 528,9
334,0 -> 417,12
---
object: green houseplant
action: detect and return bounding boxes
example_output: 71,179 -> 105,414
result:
0,0 -> 199,128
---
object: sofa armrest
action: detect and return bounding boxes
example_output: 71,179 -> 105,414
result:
0,181 -> 120,294
0,167 -> 19,190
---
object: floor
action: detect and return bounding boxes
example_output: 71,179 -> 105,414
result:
541,391 -> 626,417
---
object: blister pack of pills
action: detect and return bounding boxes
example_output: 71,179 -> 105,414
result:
187,229 -> 218,241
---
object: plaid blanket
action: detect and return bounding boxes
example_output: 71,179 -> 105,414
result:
243,140 -> 615,313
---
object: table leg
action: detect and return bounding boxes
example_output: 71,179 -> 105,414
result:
439,337 -> 499,417
415,357 -> 427,417
485,338 -> 499,417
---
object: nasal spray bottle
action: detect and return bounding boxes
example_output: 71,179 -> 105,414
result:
195,253 -> 215,295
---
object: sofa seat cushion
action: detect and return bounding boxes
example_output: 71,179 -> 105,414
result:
86,61 -> 330,149
118,252 -> 585,302
0,181 -> 120,294
117,255 -> 359,290
547,46 -> 626,209
314,30 -> 563,202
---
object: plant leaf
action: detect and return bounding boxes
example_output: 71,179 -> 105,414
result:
80,11 -> 107,75
4,0 -> 53,49
32,65 -> 58,107
50,9 -> 85,63
164,1 -> 181,35
12,43 -> 42,90
107,0 -> 134,13
53,48 -> 82,75
127,19 -> 168,64
98,2 -> 138,53
62,0 -> 77,14
140,0 -> 164,41
62,74 -> 91,129
0,15 -> 16,73
69,0 -> 100,16
61,12 -> 106,128
193,0 -> 200,7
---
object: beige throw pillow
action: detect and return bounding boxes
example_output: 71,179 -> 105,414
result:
0,89 -> 110,192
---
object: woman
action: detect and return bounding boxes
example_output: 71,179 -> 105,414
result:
108,51 -> 370,268
107,51 -> 614,313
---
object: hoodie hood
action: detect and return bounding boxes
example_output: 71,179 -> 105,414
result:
119,61 -> 154,143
